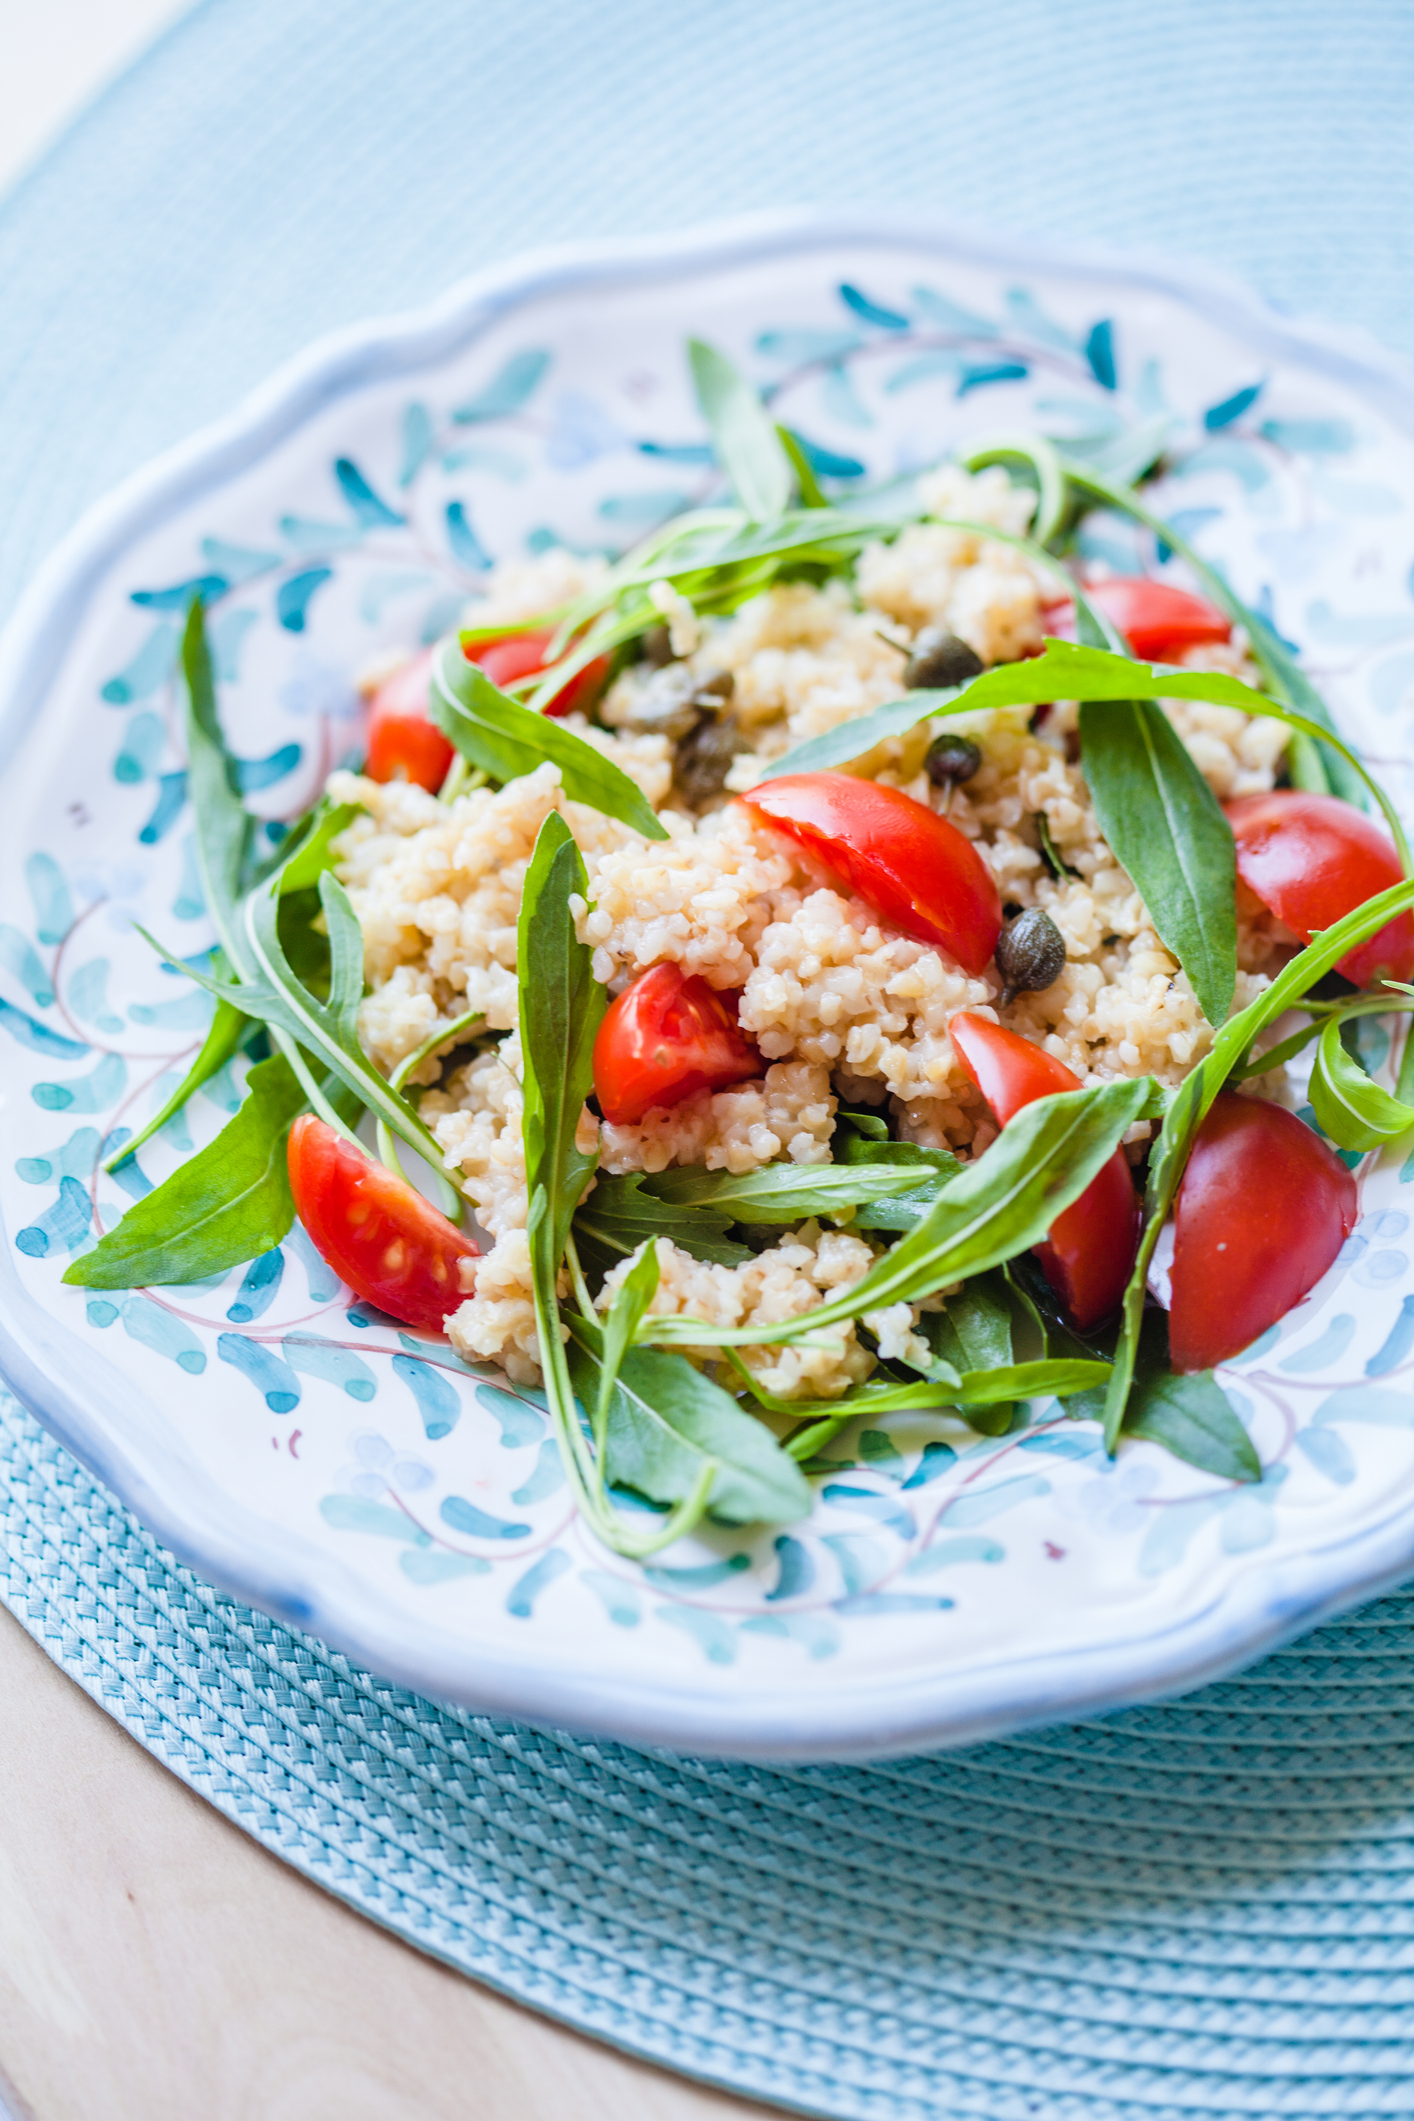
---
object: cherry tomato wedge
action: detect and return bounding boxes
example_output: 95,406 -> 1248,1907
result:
1225,789 -> 1414,988
365,648 -> 452,792
287,1116 -> 478,1333
592,962 -> 761,1126
740,773 -> 1003,975
364,631 -> 615,791
949,1011 -> 1140,1329
469,628 -> 613,719
1083,576 -> 1232,661
1168,1091 -> 1356,1372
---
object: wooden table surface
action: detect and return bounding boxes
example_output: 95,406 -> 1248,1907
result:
0,1603 -> 777,2119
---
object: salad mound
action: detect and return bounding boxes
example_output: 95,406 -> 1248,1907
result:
67,342 -> 1414,1561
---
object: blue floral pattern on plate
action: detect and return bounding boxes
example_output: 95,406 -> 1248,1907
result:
3,224 -> 1414,1756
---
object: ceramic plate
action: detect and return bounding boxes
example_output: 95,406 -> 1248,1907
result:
4,214 -> 1414,1760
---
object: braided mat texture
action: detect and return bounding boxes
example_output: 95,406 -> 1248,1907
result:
6,1384 -> 1414,2121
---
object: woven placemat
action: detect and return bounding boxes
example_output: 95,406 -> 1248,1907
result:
3,0 -> 1414,623
6,2 -> 1414,2113
7,1385 -> 1414,2120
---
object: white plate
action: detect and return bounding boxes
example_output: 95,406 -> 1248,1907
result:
4,213 -> 1414,1761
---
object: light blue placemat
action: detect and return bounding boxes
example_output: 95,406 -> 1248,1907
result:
9,1385 -> 1414,2120
2,0 -> 1413,626
6,4 -> 1414,2113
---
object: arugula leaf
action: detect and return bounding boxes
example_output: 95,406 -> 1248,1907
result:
428,641 -> 667,841
567,1328 -> 810,1525
1078,697 -> 1236,1026
152,871 -> 449,1169
514,818 -> 789,1555
641,1159 -> 949,1225
1063,461 -> 1369,809
956,1358 -> 1111,1406
928,1273 -> 1013,1372
982,639 -> 1404,863
519,813 -> 607,1274
777,426 -> 826,508
1226,997 -> 1414,1088
753,527 -> 1124,781
64,1055 -> 305,1290
758,635 -> 1404,866
1309,1015 -> 1414,1151
103,966 -> 249,1172
926,1272 -> 1017,1433
573,1172 -> 750,1271
1102,871 -> 1414,1445
638,1075 -> 1156,1349
687,338 -> 793,523
834,1107 -> 890,1141
1121,1311 -> 1259,1482
180,599 -> 253,964
737,1357 -> 1110,1462
590,1239 -> 660,1446
270,798 -> 362,895
516,811 -> 617,1522
1125,1372 -> 1260,1482
833,1121 -> 962,1232
758,689 -> 967,780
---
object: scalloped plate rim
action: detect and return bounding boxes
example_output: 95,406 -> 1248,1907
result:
2,208 -> 1413,1760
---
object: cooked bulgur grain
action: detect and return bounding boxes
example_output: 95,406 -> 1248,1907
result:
331,466 -> 1293,1388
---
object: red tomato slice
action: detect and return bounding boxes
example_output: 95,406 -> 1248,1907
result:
364,631 -> 614,790
471,628 -> 612,719
287,1116 -> 478,1333
592,962 -> 761,1126
1084,576 -> 1232,661
1225,789 -> 1414,988
740,773 -> 1003,975
949,1011 -> 1140,1329
1168,1091 -> 1356,1372
365,648 -> 453,791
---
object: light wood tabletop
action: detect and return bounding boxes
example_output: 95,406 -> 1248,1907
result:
0,1602 -> 778,2120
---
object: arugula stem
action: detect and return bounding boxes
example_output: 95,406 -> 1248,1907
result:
1399,1012 -> 1414,1109
959,434 -> 1066,547
563,1233 -> 596,1327
365,1004 -> 487,1222
388,1006 -> 488,1096
271,1029 -> 362,1145
784,1413 -> 858,1462
437,758 -> 487,804
535,1266 -> 718,1558
1232,995 -> 1414,1081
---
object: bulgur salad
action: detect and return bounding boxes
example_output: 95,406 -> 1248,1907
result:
68,341 -> 1414,1559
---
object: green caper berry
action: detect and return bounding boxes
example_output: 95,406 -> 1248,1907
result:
904,628 -> 984,691
924,732 -> 983,788
994,908 -> 1066,1008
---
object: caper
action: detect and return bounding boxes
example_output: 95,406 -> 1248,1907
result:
924,732 -> 982,788
619,662 -> 734,741
904,627 -> 984,691
674,710 -> 741,807
994,908 -> 1066,1008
